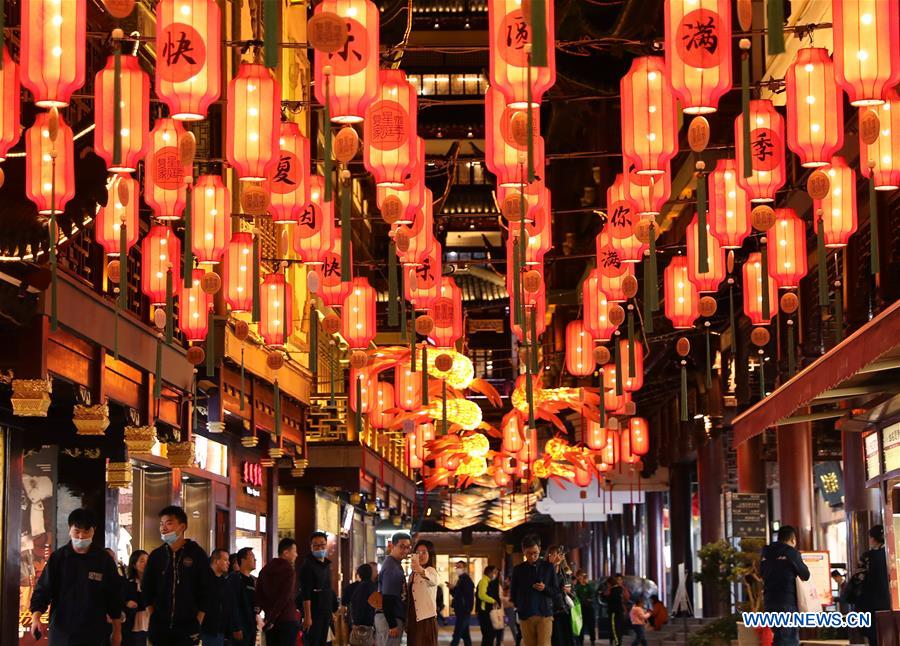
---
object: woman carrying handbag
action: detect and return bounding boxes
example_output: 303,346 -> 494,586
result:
406,540 -> 439,646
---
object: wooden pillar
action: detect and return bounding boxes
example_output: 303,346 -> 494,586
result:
698,432 -> 726,616
843,431 -> 873,570
623,504 -> 636,575
669,462 -> 694,608
608,514 -> 621,574
737,434 -> 766,493
647,491 -> 666,602
776,421 -> 814,549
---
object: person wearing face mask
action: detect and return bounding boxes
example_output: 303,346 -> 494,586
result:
30,508 -> 125,646
298,532 -> 338,646
143,505 -> 212,646
476,566 -> 499,646
449,561 -> 475,646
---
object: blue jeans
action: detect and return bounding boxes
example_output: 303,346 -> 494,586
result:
772,627 -> 800,646
631,626 -> 647,646
450,615 -> 473,646
200,634 -> 224,646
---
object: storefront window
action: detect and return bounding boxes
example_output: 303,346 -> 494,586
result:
20,446 -> 58,641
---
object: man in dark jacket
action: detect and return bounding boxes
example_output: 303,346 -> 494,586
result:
200,550 -> 232,646
376,532 -> 412,646
603,575 -> 627,646
450,561 -> 475,646
857,525 -> 891,646
143,505 -> 212,646
510,535 -> 557,646
256,538 -> 300,646
30,508 -> 125,646
761,525 -> 810,646
298,532 -> 338,646
227,547 -> 258,646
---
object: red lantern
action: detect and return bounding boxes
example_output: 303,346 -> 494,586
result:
259,272 -> 293,347
623,162 -> 671,216
573,460 -> 593,488
395,188 -> 435,267
141,225 -> 181,305
629,417 -> 650,456
664,256 -> 700,329
606,174 -> 646,263
408,431 -> 421,470
364,70 -> 417,187
860,89 -> 900,191
565,320 -> 595,377
598,260 -> 635,304
785,48 -> 844,168
517,426 -> 539,465
415,422 -> 436,462
342,277 -> 377,350
429,277 -> 464,348
94,54 -> 150,173
144,118 -> 188,220
620,56 -> 678,176
584,419 -> 608,451
735,99 -> 786,203
493,455 -> 512,488
708,159 -> 751,249
191,174 -> 231,264
502,415 -> 524,454
25,111 -> 74,215
488,0 -> 556,109
742,252 -> 778,326
394,360 -> 421,411
95,175 -> 139,256
313,0 -> 380,124
349,368 -> 375,414
377,136 -> 424,226
508,265 -> 547,342
664,0 -> 732,114
583,269 -> 620,342
21,0 -> 86,108
816,157 -> 858,248
178,268 -> 211,341
226,63 -> 281,181
369,382 -> 395,430
767,209 -> 807,289
222,232 -> 254,312
268,122 -> 311,224
603,381 -> 630,416
405,242 -> 441,309
0,48 -> 20,161
294,176 -> 335,264
832,0 -> 900,106
485,86 -> 544,188
620,429 -> 638,465
507,197 -> 552,267
155,0 -> 221,120
686,215 -> 726,293
617,338 -> 644,391
318,235 -> 353,308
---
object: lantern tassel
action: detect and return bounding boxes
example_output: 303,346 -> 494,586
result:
786,320 -> 795,377
340,171 -> 351,282
741,46 -> 753,178
113,39 -> 122,169
240,346 -> 246,411
153,335 -> 163,402
183,185 -> 193,289
388,242 -> 399,326
263,0 -> 280,69
680,361 -> 688,422
251,235 -> 261,322
328,346 -> 335,406
627,307 -> 636,378
766,0 -> 785,56
399,269 -> 408,340
421,344 -> 428,405
323,74 -> 333,201
529,0 -> 547,68
647,220 -> 659,311
759,353 -> 766,400
410,312 -> 417,373
869,175 -> 880,275
614,335 -> 623,395
729,282 -> 737,355
599,371 -> 606,426
697,166 -> 709,274
164,268 -> 174,344
834,280 -> 844,343
115,221 -> 128,360
274,378 -> 282,438
309,302 -> 318,375
355,375 -> 362,439
525,371 -> 535,430
760,238 -> 771,321
206,309 -> 215,376
705,325 -> 712,388
816,214 -> 829,308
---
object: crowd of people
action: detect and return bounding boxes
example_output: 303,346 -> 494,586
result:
29,508 -> 674,646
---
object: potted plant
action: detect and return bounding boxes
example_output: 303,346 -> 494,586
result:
734,538 -> 772,646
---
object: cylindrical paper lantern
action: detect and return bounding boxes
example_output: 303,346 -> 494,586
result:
686,216 -> 726,293
21,0 -> 86,108
95,175 -> 139,256
629,417 -> 649,456
860,89 -> 900,191
144,118 -> 188,220
583,269 -> 620,342
488,0 -> 556,108
664,256 -> 700,329
226,63 -> 280,181
708,159 -> 751,249
767,208 -> 807,289
222,232 -> 254,312
293,175 -> 335,264
25,111 -> 75,215
832,0 -> 900,106
0,48 -> 20,161
785,47 -> 844,168
394,360 -> 421,411
606,174 -> 647,263
342,277 -> 377,350
363,69 -> 417,188
369,382 -> 395,430
191,174 -> 231,264
565,320 -> 595,377
268,122 -> 311,224
584,419 -> 608,451
623,162 -> 671,216
816,157 -> 858,248
429,277 -> 464,348
141,225 -> 182,305
259,272 -> 293,346
620,56 -> 678,176
179,268 -> 211,341
742,252 -> 778,326
94,54 -> 150,173
735,99 -> 786,203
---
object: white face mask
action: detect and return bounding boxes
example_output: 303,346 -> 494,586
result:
455,568 -> 465,576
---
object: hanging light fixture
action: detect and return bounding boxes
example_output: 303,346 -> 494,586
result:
735,99 -> 786,203
664,0 -> 732,115
377,136 -> 424,226
94,53 -> 150,173
227,63 -> 281,181
144,118 -> 188,220
368,382 -> 395,430
95,175 -> 139,256
618,337 -> 644,391
141,225 -> 181,305
395,188 -> 436,267
429,277 -> 464,349
268,122 -> 311,224
318,231 -> 353,308
484,86 -> 544,188
488,0 -> 556,109
584,418 -> 608,451
816,157 -> 858,248
605,174 -> 647,263
349,368 -> 374,414
620,56 -> 678,176
155,0 -> 222,120
860,89 -> 900,191
294,175 -> 335,264
597,261 -> 635,304
785,47 -> 844,168
415,422 -> 436,462
394,360 -> 422,412
25,111 -> 75,215
406,241 -> 442,310
178,268 -> 211,341
767,208 -> 807,289
742,252 -> 778,326
583,269 -> 620,342
629,417 -> 650,457
222,232 -> 254,312
191,174 -> 231,264
832,0 -> 900,106
0,47 -> 20,161
708,159 -> 751,249
313,0 -> 380,124
686,215 -> 726,293
565,320 -> 595,377
259,272 -> 293,347
21,0 -> 86,108
664,256 -> 700,329
342,277 -> 377,350
364,70 -> 417,188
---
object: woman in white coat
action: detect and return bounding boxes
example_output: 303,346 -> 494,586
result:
406,539 -> 439,646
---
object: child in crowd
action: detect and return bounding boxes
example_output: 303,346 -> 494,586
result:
629,598 -> 651,646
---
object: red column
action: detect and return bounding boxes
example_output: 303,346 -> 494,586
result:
698,432 -> 726,616
843,431 -> 874,570
776,422 -> 814,549
737,434 -> 766,493
647,491 -> 666,602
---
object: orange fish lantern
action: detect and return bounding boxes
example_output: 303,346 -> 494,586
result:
94,54 -> 150,173
785,48 -> 844,168
21,0 -> 86,108
488,0 -> 556,109
742,252 -> 778,326
226,63 -> 281,181
620,56 -> 678,176
735,99 -> 785,203
268,122 -> 311,224
832,0 -> 900,106
664,256 -> 699,329
364,70 -> 417,187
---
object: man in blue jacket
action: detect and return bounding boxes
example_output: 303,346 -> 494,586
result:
450,561 -> 475,646
761,526 -> 810,646
511,535 -> 557,646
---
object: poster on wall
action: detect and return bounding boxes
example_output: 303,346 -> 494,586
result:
801,551 -> 833,607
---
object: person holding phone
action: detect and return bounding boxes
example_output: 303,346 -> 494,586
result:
511,535 -> 557,646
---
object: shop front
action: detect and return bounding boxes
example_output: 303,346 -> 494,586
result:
235,450 -> 272,573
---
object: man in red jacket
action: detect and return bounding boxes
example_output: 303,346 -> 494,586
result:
256,538 -> 300,646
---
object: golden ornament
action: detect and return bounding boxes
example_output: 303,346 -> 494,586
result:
435,353 -> 454,372
687,116 -> 710,153
608,304 -> 626,327
186,346 -> 206,365
698,296 -> 718,318
806,170 -> 831,201
266,352 -> 285,371
241,183 -> 270,216
322,313 -> 341,336
107,260 -> 121,285
676,337 -> 691,357
622,275 -> 639,299
593,346 -> 611,366
860,109 -> 881,146
751,327 -> 771,347
634,218 -> 658,244
381,195 -> 404,225
415,315 -> 435,336
334,127 -> 360,163
751,205 -> 776,231
522,269 -> 542,293
308,12 -> 348,53
501,192 -> 525,221
234,319 -> 250,341
349,350 -> 368,370
201,271 -> 221,295
178,131 -> 196,168
780,292 -> 800,314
